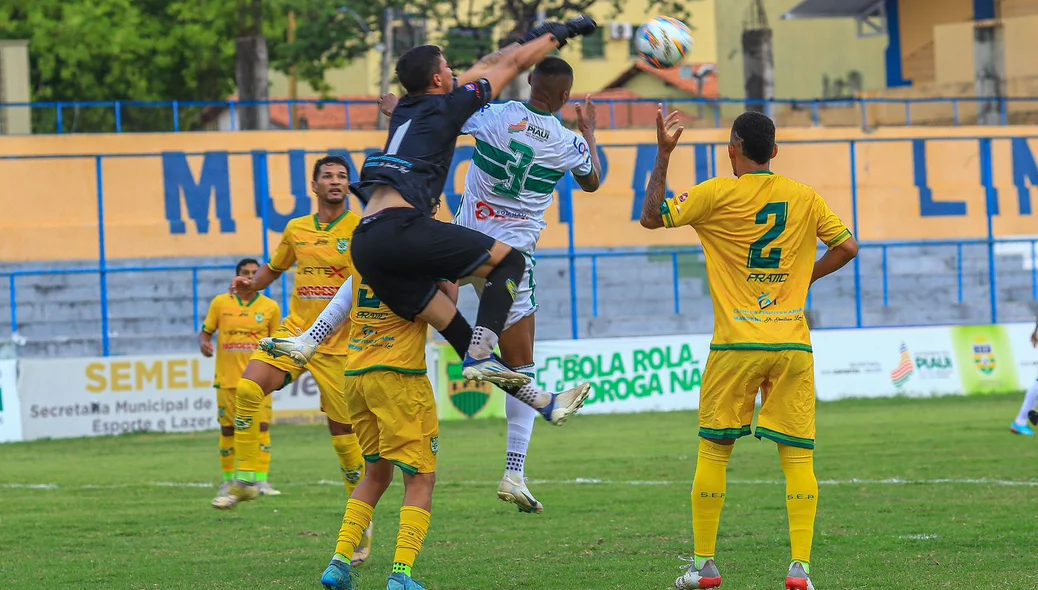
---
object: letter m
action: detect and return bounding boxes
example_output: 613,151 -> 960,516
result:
163,152 -> 236,234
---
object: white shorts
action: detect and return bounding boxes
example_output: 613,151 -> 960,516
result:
460,252 -> 537,331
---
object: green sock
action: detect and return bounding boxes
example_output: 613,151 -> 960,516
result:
223,472 -> 234,482
333,553 -> 350,563
256,472 -> 269,482
236,471 -> 257,483
792,560 -> 811,575
392,563 -> 412,577
694,555 -> 712,569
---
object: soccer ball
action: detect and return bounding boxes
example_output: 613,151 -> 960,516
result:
635,16 -> 694,69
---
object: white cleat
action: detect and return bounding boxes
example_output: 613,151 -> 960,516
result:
675,557 -> 722,589
539,382 -> 591,426
256,481 -> 281,496
217,481 -> 233,496
497,472 -> 543,514
461,354 -> 531,388
259,336 -> 316,367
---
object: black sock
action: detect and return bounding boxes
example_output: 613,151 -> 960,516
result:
439,311 -> 473,358
472,248 -> 525,354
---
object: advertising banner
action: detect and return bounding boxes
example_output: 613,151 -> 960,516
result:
434,343 -> 506,421
812,326 -> 961,400
0,360 -> 22,442
949,325 -> 1022,395
18,355 -> 221,440
532,334 -> 711,415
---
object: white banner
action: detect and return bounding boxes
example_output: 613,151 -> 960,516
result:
18,355 -> 221,440
0,360 -> 22,442
533,334 -> 711,414
812,326 -> 961,400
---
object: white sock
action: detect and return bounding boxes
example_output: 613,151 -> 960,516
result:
1014,379 -> 1038,426
505,393 -> 537,478
301,277 -> 353,347
468,326 -> 499,360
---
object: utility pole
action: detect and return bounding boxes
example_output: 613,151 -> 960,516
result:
288,10 -> 299,129
378,7 -> 394,130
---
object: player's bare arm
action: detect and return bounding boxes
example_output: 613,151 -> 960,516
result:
640,106 -> 685,229
437,280 -> 459,305
198,328 -> 214,357
1031,315 -> 1038,347
574,94 -> 603,192
231,265 -> 282,295
809,237 -> 858,285
459,17 -> 598,99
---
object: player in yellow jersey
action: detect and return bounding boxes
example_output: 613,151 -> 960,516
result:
199,258 -> 281,497
211,155 -> 373,564
640,109 -> 858,590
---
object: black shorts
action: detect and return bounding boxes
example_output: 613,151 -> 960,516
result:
350,207 -> 496,321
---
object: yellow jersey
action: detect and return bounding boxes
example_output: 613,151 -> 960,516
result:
343,269 -> 429,376
269,211 -> 360,355
202,293 -> 281,388
662,171 -> 851,352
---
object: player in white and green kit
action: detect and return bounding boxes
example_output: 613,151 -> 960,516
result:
453,57 -> 603,513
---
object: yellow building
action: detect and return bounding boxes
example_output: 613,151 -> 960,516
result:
269,0 -> 719,99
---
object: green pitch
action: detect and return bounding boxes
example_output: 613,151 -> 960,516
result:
2,394 -> 1036,589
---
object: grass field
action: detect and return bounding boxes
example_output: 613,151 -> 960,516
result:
2,393 -> 1037,589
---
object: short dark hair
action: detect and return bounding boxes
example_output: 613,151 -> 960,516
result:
532,56 -> 573,80
312,155 -> 350,182
396,45 -> 443,94
236,258 -> 260,275
731,112 -> 776,165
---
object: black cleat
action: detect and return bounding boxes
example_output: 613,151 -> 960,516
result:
1028,409 -> 1038,426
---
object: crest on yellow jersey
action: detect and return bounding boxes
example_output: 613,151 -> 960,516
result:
337,238 -> 349,254
255,313 -> 264,323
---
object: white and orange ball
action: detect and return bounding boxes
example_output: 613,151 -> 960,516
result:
635,16 -> 694,69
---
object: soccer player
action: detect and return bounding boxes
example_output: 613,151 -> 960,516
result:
639,109 -> 859,590
375,56 -> 602,513
345,19 -> 598,427
199,258 -> 281,496
1010,317 -> 1038,435
212,155 -> 373,565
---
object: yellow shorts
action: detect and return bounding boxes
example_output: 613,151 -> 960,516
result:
345,371 -> 439,475
699,349 -> 816,449
249,328 -> 350,424
217,387 -> 272,428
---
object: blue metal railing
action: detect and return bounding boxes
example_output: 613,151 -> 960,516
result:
2,237 -> 1035,355
5,95 -> 1038,133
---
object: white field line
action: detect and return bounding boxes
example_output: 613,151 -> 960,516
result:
3,477 -> 1038,491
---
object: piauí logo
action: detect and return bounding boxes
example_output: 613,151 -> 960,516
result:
890,342 -> 914,387
447,358 -> 491,418
508,118 -> 529,133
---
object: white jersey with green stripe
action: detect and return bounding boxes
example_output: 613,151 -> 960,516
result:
454,101 -> 594,254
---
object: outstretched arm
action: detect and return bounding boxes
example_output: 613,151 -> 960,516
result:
456,17 -> 597,100
640,107 -> 684,229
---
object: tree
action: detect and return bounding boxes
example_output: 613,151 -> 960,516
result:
0,0 -> 284,132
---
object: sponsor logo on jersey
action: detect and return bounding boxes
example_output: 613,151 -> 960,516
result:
746,273 -> 788,283
757,292 -> 777,310
300,265 -> 348,278
508,116 -> 550,142
474,201 -> 530,221
571,136 -> 592,165
463,82 -> 481,97
222,342 -> 258,352
315,238 -> 329,246
336,238 -> 349,254
296,285 -> 338,300
678,192 -> 689,202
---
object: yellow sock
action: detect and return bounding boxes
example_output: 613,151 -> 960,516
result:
392,506 -> 431,577
778,444 -> 818,567
219,435 -> 235,479
257,427 -> 272,479
233,378 -> 265,482
691,438 -> 734,563
331,433 -> 365,496
334,498 -> 375,560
